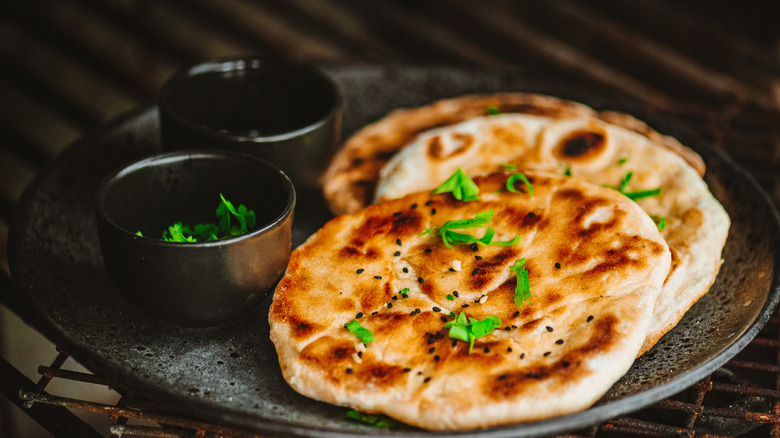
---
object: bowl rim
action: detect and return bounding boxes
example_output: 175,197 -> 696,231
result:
157,56 -> 341,143
94,149 -> 297,247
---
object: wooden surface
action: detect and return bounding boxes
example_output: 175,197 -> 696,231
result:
0,1 -> 778,436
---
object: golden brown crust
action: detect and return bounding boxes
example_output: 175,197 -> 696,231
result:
271,171 -> 671,429
323,93 -> 705,216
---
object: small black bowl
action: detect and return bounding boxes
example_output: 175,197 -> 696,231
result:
95,150 -> 295,326
158,57 -> 341,191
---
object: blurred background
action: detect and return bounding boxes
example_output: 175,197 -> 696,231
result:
1,1 -> 778,437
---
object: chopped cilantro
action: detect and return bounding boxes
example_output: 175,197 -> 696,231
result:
618,158 -> 628,165
606,171 -> 662,201
509,258 -> 531,308
433,168 -> 480,201
500,163 -> 516,171
506,173 -> 534,196
421,210 -> 521,248
564,166 -> 572,177
160,193 -> 256,242
345,410 -> 401,428
345,320 -> 374,344
446,294 -> 454,301
649,214 -> 667,231
444,312 -> 502,354
486,105 -> 502,116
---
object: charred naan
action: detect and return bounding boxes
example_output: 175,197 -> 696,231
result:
375,112 -> 729,354
270,172 -> 671,430
322,93 -> 704,217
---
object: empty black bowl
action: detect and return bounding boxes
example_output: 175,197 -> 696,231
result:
158,57 -> 341,191
95,150 -> 295,326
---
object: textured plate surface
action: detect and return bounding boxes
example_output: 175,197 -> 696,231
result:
9,65 -> 780,437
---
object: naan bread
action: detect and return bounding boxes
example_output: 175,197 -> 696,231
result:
375,113 -> 729,354
270,172 -> 671,430
322,93 -> 704,216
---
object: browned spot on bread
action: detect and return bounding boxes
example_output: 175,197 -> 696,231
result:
354,211 -> 423,240
427,133 -> 474,160
554,130 -> 606,161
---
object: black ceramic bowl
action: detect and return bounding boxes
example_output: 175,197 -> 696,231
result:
95,150 -> 295,326
158,57 -> 341,191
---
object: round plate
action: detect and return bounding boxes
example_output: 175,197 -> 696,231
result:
9,65 -> 780,437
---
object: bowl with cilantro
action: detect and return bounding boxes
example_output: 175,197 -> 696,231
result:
95,150 -> 295,326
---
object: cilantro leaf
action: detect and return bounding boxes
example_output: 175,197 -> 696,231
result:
345,410 -> 401,428
444,312 -> 502,354
564,166 -> 572,177
606,171 -> 662,201
506,173 -> 534,196
422,210 -> 521,248
433,169 -> 480,202
509,258 -> 531,308
500,163 -> 516,171
618,158 -> 628,165
486,105 -> 502,116
345,320 -> 374,344
649,213 -> 667,231
160,194 -> 256,242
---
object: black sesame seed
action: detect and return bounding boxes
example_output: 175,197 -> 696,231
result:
498,374 -> 509,381
555,339 -> 564,345
470,243 -> 479,251
546,326 -> 554,332
472,268 -> 480,276
424,377 -> 431,383
441,315 -> 448,322
520,353 -> 526,359
393,212 -> 402,217
543,351 -> 551,357
356,312 -> 363,319
587,315 -> 594,322
402,293 -> 409,298
415,308 -> 420,313
411,203 -> 418,209
512,325 -> 518,329
394,251 -> 401,257
461,304 -> 470,308
484,347 -> 490,353
433,307 -> 441,312
346,368 -> 353,374
374,275 -> 382,279
562,361 -> 571,368
402,267 -> 409,273
426,200 -> 434,206
392,296 -> 398,300
417,371 -> 423,375
449,267 -> 456,272
431,208 -> 437,215
410,310 -> 416,316
504,327 -> 511,331
453,291 -> 459,297
372,311 -> 379,315
418,277 -> 424,283
507,347 -> 513,352
358,351 -> 363,358
526,372 -> 543,379
429,347 -> 436,353
527,212 -> 536,218
425,248 -> 432,253
403,368 -> 411,373
434,355 -> 440,361
356,269 -> 364,274
554,262 -> 561,269
387,303 -> 393,308
396,239 -> 402,246
452,340 -> 458,347
475,255 -> 483,261
513,311 -> 520,317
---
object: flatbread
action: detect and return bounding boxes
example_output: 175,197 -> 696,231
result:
322,93 -> 704,216
375,113 -> 730,354
270,172 -> 671,429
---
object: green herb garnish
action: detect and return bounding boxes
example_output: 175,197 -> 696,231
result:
433,168 -> 480,202
346,410 -> 401,428
444,312 -> 502,354
421,210 -> 520,248
618,158 -> 628,165
486,106 -> 502,116
564,166 -> 572,177
649,214 -> 667,231
158,193 -> 256,243
606,171 -> 662,201
506,173 -> 534,196
345,320 -> 374,344
446,294 -> 454,301
509,258 -> 531,308
500,163 -> 516,171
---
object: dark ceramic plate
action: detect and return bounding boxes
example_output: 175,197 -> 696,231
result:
9,65 -> 780,437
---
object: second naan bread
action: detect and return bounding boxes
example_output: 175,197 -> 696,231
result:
270,172 -> 671,430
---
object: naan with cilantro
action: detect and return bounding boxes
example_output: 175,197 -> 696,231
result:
372,108 -> 729,354
270,171 -> 671,430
